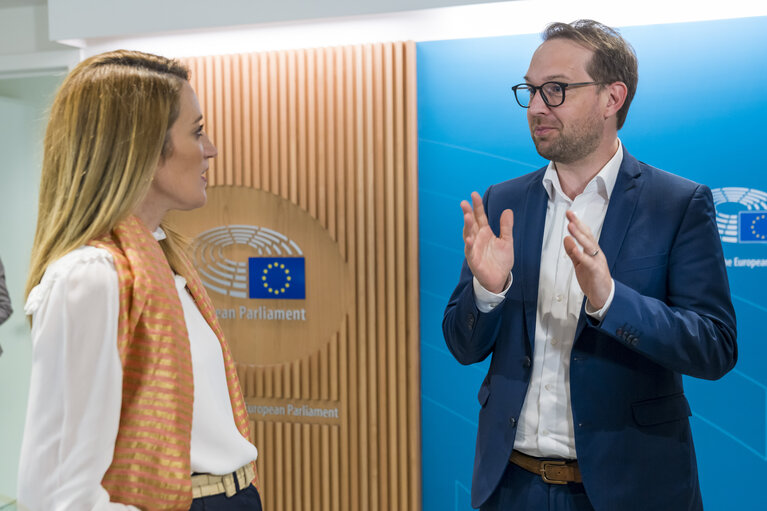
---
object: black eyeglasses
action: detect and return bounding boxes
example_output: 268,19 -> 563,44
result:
511,81 -> 602,108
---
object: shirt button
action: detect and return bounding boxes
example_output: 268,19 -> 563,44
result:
545,384 -> 552,391
542,430 -> 549,436
551,339 -> 558,346
555,294 -> 563,302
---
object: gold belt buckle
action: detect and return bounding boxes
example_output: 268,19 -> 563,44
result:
540,459 -> 568,485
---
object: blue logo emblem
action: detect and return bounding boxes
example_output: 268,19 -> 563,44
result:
739,211 -> 767,243
711,187 -> 767,243
249,257 -> 306,299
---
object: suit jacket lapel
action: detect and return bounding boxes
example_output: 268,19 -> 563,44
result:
521,174 -> 548,350
573,147 -> 644,341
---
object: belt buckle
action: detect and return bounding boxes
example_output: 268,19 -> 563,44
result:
540,460 -> 568,485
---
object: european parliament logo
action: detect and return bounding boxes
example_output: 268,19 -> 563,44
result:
190,225 -> 307,298
249,257 -> 306,299
711,187 -> 767,243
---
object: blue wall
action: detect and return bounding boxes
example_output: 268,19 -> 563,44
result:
418,17 -> 767,510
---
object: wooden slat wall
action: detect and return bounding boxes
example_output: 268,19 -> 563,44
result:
184,41 -> 421,511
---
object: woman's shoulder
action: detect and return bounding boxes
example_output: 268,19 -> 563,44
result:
25,247 -> 116,315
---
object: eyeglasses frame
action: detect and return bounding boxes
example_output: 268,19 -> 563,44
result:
511,81 -> 603,108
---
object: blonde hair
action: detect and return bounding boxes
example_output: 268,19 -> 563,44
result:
26,50 -> 193,301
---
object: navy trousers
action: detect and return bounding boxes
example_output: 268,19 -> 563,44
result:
480,461 -> 594,511
188,484 -> 263,511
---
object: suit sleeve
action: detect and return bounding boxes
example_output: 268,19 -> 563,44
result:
442,185 -> 507,365
595,184 -> 737,380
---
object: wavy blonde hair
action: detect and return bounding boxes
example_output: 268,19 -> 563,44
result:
26,50 -> 193,301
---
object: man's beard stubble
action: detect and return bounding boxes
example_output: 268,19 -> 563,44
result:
531,111 -> 603,165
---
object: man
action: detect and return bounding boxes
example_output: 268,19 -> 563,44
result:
442,20 -> 736,511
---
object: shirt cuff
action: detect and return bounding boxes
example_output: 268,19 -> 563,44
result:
473,273 -> 512,313
585,278 -> 615,321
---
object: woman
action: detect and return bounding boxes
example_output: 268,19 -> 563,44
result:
18,50 -> 261,511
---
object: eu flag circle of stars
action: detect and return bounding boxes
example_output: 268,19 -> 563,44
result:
262,261 -> 293,295
750,213 -> 767,241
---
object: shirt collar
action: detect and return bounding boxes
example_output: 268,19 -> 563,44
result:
542,139 -> 623,202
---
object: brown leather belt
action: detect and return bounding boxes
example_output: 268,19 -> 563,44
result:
509,450 -> 582,485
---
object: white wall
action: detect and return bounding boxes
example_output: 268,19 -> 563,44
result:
0,3 -> 79,79
0,74 -> 63,501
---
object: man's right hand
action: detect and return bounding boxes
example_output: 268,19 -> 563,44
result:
461,191 -> 515,294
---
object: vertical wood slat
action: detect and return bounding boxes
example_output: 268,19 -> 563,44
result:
183,40 -> 420,511
404,41 -> 423,511
343,44 -> 360,511
372,42 -> 388,511
394,42 -> 411,511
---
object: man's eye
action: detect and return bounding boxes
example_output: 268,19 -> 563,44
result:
545,83 -> 563,95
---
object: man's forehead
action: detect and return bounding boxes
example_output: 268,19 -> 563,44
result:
525,38 -> 594,81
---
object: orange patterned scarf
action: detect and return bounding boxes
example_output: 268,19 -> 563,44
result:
90,215 -> 256,510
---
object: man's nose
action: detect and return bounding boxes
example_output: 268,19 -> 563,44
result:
528,90 -> 550,115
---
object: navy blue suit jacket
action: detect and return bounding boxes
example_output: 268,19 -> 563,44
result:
442,147 -> 737,510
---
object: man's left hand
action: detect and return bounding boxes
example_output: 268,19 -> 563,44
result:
563,210 -> 612,310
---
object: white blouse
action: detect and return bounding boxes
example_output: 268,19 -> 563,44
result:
18,243 -> 257,511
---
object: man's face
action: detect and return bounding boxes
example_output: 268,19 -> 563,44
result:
524,38 -> 606,165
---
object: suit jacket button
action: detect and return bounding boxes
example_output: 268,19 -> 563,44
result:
466,314 -> 475,329
522,357 -> 531,368
509,417 -> 517,427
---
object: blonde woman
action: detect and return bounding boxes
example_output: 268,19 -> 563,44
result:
18,51 -> 261,511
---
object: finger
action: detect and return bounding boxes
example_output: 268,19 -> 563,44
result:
461,200 -> 477,241
567,224 -> 600,257
565,210 -> 598,252
499,209 -> 514,242
565,210 -> 591,238
563,235 -> 583,263
471,191 -> 489,228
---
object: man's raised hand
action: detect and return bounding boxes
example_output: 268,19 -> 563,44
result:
461,191 -> 515,294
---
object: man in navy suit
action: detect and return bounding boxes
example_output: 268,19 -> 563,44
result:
442,20 -> 737,511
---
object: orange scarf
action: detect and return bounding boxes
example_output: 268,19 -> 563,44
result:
90,215 -> 255,510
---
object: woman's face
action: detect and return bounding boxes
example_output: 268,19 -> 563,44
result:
146,81 -> 217,216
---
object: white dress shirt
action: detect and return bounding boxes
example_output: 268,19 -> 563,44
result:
18,230 -> 257,511
474,141 -> 622,459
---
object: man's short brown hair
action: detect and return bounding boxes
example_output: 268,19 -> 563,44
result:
543,19 -> 638,129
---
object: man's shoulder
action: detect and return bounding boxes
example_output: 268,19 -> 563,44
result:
487,165 -> 547,196
625,151 -> 705,196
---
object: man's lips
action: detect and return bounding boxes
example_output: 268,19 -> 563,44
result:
533,125 -> 557,136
